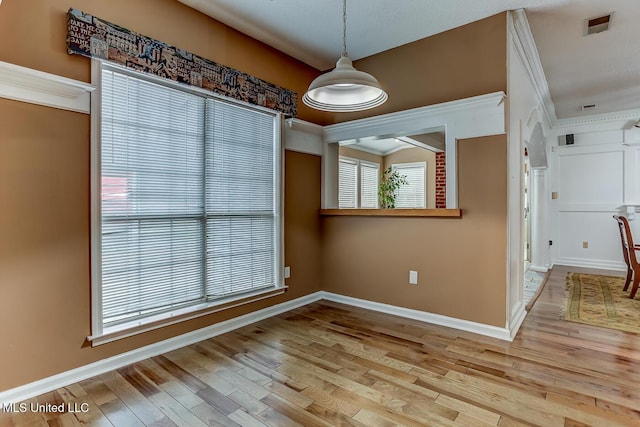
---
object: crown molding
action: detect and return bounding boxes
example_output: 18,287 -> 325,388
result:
0,61 -> 94,113
508,10 -> 557,127
554,107 -> 640,129
508,11 -> 640,131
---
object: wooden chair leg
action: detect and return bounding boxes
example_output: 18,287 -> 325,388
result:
623,268 -> 633,291
630,274 -> 640,299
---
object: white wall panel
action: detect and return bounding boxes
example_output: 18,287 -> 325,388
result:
555,211 -> 624,270
558,149 -> 623,205
552,142 -> 632,271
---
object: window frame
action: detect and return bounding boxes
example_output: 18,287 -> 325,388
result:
89,60 -> 285,345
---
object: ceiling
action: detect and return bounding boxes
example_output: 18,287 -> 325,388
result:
340,137 -> 413,156
340,131 -> 444,156
177,0 -> 640,121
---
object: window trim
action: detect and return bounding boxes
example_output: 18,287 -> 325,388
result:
89,60 -> 285,346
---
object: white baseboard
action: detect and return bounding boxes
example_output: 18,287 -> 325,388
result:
508,301 -> 527,340
553,257 -> 626,272
1,291 -> 519,404
0,292 -> 324,404
319,292 -> 516,342
527,264 -> 549,273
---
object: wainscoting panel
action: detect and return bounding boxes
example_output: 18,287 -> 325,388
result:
553,140 -> 637,270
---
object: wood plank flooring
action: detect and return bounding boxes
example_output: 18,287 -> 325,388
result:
3,265 -> 640,426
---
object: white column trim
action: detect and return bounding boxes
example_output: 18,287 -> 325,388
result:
0,61 -> 94,113
530,168 -> 550,272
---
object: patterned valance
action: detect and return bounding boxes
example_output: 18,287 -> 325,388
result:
66,8 -> 297,116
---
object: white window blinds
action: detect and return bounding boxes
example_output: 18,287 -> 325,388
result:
393,162 -> 426,208
360,161 -> 379,208
99,66 -> 278,328
338,157 -> 358,208
339,156 -> 380,208
206,101 -> 276,297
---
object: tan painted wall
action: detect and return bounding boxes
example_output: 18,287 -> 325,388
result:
0,0 -> 323,124
383,147 -> 437,209
0,2 -> 509,390
0,0 -> 323,391
322,12 -> 508,125
321,135 -> 508,327
319,12 -> 508,327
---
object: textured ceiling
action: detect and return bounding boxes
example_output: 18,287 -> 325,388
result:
527,0 -> 640,119
177,0 -> 640,120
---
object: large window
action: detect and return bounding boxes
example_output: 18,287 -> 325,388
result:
338,157 -> 379,208
393,162 -> 426,208
92,63 -> 282,342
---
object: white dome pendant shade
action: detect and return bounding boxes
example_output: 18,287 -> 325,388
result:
302,55 -> 388,112
302,0 -> 387,112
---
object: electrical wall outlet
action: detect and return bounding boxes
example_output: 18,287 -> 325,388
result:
409,270 -> 418,285
582,241 -> 589,249
284,266 -> 291,279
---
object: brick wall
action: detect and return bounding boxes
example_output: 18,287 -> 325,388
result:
436,152 -> 446,208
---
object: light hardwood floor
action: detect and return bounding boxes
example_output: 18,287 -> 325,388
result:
2,265 -> 639,427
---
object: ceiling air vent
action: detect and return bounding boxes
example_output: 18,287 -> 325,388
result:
586,14 -> 611,35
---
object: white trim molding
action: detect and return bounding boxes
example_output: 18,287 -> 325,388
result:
322,91 -> 506,143
321,91 -> 506,209
556,107 -> 640,130
508,10 -> 557,127
0,290 -> 521,404
554,259 -> 626,272
508,11 -> 640,132
0,61 -> 94,113
283,118 -> 324,156
528,265 -> 549,273
320,292 -> 518,342
0,292 -> 324,405
508,301 -> 527,340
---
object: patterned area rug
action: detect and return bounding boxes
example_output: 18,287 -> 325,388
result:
565,272 -> 640,334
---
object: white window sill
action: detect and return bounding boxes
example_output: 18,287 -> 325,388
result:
87,286 -> 287,346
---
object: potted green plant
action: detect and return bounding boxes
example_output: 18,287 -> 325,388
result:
378,167 -> 408,208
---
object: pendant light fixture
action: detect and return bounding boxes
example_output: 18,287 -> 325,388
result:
302,0 -> 387,112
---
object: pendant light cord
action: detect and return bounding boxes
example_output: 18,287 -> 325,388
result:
342,0 -> 348,57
